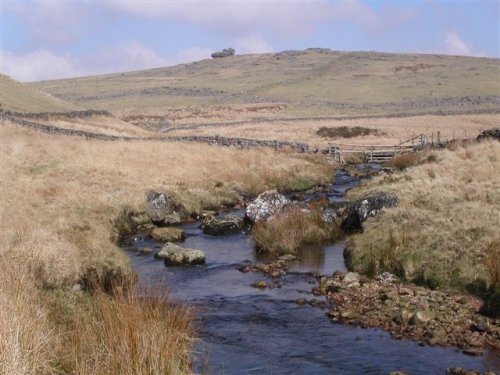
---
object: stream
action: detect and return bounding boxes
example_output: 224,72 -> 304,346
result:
123,166 -> 499,374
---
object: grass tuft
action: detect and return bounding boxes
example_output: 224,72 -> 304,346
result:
67,286 -> 193,375
252,206 -> 341,255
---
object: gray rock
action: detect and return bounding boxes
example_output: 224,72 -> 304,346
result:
145,191 -> 184,225
245,190 -> 291,223
321,192 -> 399,232
211,48 -> 235,58
155,242 -> 205,266
145,191 -> 172,222
202,214 -> 244,235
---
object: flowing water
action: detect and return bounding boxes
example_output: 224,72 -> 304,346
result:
124,167 -> 499,374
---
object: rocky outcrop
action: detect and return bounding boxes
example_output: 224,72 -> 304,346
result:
477,128 -> 500,141
211,48 -> 235,58
155,242 -> 205,266
144,191 -> 184,225
245,190 -> 291,223
150,227 -> 185,242
321,192 -> 399,232
201,214 -> 244,235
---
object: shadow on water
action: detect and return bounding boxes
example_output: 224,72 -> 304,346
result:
124,165 -> 499,374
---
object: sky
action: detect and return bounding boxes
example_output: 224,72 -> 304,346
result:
1,0 -> 499,82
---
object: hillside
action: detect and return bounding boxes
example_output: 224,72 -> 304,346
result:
31,49 -> 500,121
0,74 -> 79,112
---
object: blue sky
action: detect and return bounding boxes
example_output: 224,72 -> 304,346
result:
1,0 -> 499,82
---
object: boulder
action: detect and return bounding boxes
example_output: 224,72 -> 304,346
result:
320,192 -> 399,232
155,242 -> 205,266
211,48 -> 235,58
145,191 -> 171,222
150,227 -> 185,242
245,190 -> 291,223
202,214 -> 244,235
145,191 -> 184,225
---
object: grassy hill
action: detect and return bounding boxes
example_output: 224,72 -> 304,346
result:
31,49 -> 500,119
0,74 -> 79,112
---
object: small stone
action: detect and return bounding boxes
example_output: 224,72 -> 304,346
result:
238,265 -> 252,273
462,348 -> 483,357
398,286 -> 413,296
296,297 -> 306,305
139,247 -> 153,255
410,310 -> 436,325
279,254 -> 298,261
343,272 -> 360,287
376,272 -> 398,284
251,280 -> 267,289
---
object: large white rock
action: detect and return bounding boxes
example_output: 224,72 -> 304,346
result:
245,190 -> 291,223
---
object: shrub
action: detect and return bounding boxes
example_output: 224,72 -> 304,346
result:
316,126 -> 383,139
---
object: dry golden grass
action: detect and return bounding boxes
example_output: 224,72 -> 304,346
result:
69,287 -> 193,375
0,263 -> 57,375
346,140 -> 500,291
34,115 -> 154,137
0,121 -> 330,373
167,113 -> 499,148
252,205 -> 341,255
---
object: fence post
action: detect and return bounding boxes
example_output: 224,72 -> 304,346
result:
437,131 -> 441,144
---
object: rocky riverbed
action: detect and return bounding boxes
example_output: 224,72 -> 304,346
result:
237,256 -> 500,356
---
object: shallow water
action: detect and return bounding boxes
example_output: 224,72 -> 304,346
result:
125,167 -> 499,374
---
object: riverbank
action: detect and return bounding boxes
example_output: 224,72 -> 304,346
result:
345,140 -> 499,309
0,123 -> 330,373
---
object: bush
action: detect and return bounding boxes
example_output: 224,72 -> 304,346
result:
316,126 -> 383,139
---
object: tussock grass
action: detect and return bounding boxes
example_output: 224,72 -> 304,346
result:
0,262 -> 58,375
346,141 -> 500,292
252,206 -> 341,255
68,287 -> 193,375
0,123 -> 329,372
390,152 -> 422,170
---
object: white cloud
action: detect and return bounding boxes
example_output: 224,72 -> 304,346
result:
106,0 -> 384,36
443,30 -> 472,56
2,50 -> 81,82
441,30 -> 487,57
1,42 -> 219,82
81,41 -> 167,74
233,34 -> 274,54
